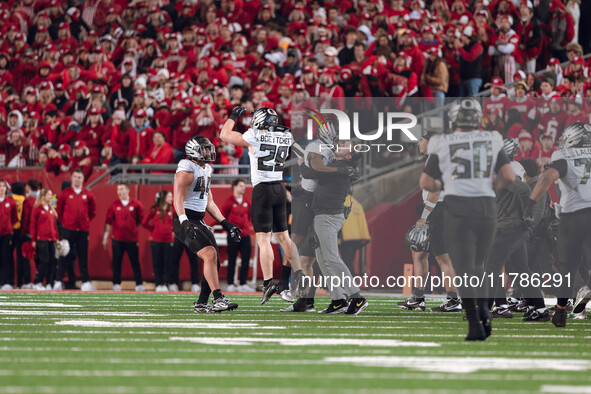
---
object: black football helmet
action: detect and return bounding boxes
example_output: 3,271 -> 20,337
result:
448,98 -> 482,130
251,107 -> 279,130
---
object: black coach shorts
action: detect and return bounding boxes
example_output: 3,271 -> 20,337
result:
173,210 -> 218,254
251,181 -> 288,233
427,202 -> 447,257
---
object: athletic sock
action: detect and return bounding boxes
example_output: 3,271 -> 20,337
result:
197,292 -> 209,304
280,265 -> 291,290
263,278 -> 272,287
462,298 -> 478,322
448,291 -> 458,300
495,298 -> 507,307
212,289 -> 223,300
414,288 -> 425,298
304,297 -> 314,305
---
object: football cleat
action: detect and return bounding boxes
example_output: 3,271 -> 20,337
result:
211,296 -> 238,312
549,300 -> 573,312
280,289 -> 294,303
507,297 -> 528,312
280,298 -> 316,312
319,299 -> 349,314
397,295 -> 425,311
465,321 -> 487,341
573,285 -> 591,314
491,305 -> 513,318
569,309 -> 587,320
261,281 -> 278,305
551,307 -> 567,327
292,270 -> 306,299
345,297 -> 368,315
193,302 -> 220,314
522,308 -> 551,322
431,298 -> 462,312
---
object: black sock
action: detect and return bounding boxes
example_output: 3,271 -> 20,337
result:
448,291 -> 458,300
462,298 -> 478,322
304,297 -> 314,305
197,292 -> 209,304
414,288 -> 425,298
280,265 -> 291,290
263,278 -> 272,287
212,289 -> 223,300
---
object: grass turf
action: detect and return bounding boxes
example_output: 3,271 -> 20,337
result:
1,292 -> 591,393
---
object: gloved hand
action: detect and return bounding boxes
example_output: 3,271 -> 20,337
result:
181,220 -> 198,240
229,106 -> 246,121
221,219 -> 242,242
337,166 -> 360,183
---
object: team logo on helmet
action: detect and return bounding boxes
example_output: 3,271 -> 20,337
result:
559,122 -> 591,149
503,137 -> 519,158
185,136 -> 216,162
251,107 -> 279,130
448,98 -> 482,131
405,224 -> 430,252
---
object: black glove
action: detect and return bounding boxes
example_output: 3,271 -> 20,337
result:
221,219 -> 242,242
337,166 -> 360,183
523,198 -> 537,231
181,220 -> 198,240
229,106 -> 246,121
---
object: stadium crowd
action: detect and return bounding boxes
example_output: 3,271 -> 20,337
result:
0,0 -> 588,176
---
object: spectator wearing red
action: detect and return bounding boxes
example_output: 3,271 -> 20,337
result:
515,130 -> 536,160
0,129 -> 31,167
141,190 -> 174,291
48,118 -> 77,147
0,53 -> 13,89
533,134 -> 556,169
220,179 -> 254,292
516,2 -> 542,74
170,97 -> 197,162
483,77 -> 510,119
71,140 -> 93,180
456,26 -> 484,97
108,109 -> 132,166
565,98 -> 587,125
30,188 -> 59,290
488,15 -> 521,85
534,96 -> 567,144
45,144 -> 66,175
55,169 -> 97,291
129,109 -> 154,159
20,179 -> 41,289
141,130 -> 174,166
78,107 -> 106,164
505,81 -> 536,130
0,179 -> 18,290
103,182 -> 145,291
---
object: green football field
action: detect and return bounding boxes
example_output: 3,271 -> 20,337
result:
1,292 -> 591,394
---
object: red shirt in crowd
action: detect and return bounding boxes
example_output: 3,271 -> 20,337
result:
105,198 -> 144,242
141,205 -> 174,243
56,187 -> 97,232
0,196 -> 18,237
221,195 -> 253,237
30,205 -> 59,241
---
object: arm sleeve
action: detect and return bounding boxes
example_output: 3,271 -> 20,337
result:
105,205 -> 114,226
141,209 -> 155,232
56,193 -> 65,220
30,208 -> 37,241
458,43 -> 483,62
220,199 -> 231,219
494,150 -> 511,173
423,154 -> 442,179
549,159 -> 568,178
136,202 -> 145,225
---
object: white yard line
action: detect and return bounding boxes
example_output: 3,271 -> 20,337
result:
170,336 -> 439,347
55,320 -> 285,329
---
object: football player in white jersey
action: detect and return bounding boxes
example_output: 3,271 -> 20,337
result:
221,106 -> 303,305
420,98 -> 516,341
527,122 -> 591,327
399,130 -> 461,313
173,136 -> 242,313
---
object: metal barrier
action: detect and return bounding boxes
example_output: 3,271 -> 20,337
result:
86,164 -> 250,189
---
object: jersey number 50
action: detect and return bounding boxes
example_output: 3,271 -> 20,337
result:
450,141 -> 493,179
258,143 -> 289,172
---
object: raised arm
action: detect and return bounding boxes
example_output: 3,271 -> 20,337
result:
220,106 -> 251,148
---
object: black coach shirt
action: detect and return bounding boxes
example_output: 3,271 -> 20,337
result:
311,161 -> 354,216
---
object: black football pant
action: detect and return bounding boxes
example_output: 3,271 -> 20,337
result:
226,235 -> 251,286
556,209 -> 591,307
58,229 -> 90,284
150,241 -> 172,286
486,229 -> 545,310
112,240 -> 143,285
444,211 -> 495,320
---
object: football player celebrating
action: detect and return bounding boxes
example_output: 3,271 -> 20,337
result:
398,130 -> 461,313
173,136 -> 241,313
420,98 -> 516,340
221,106 -> 303,305
526,122 -> 591,327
